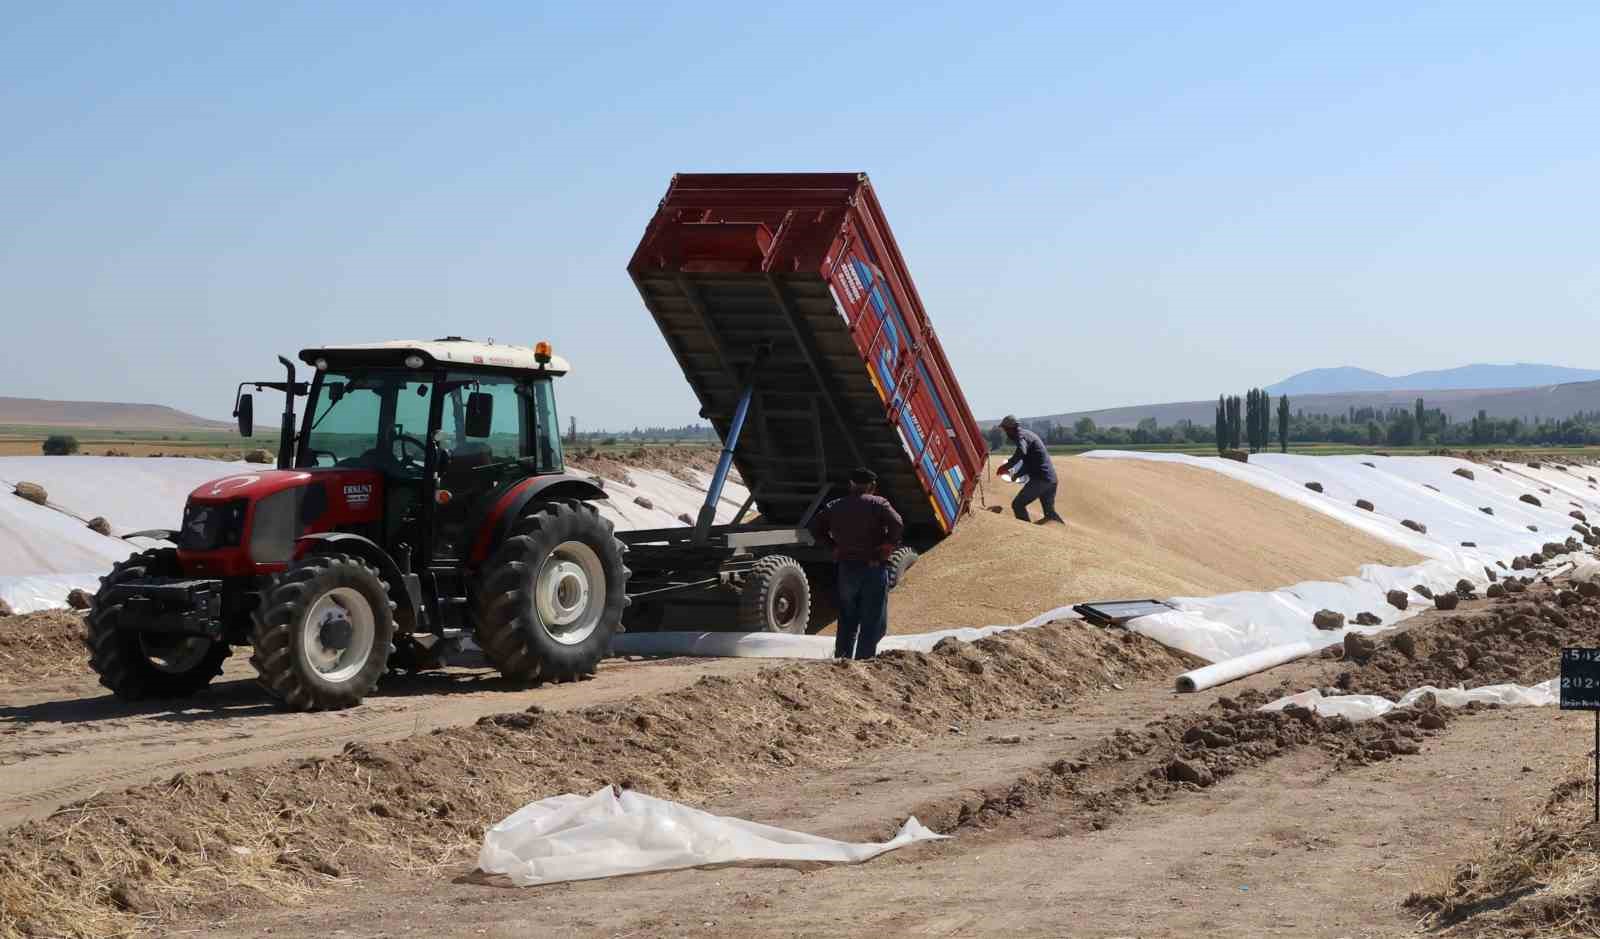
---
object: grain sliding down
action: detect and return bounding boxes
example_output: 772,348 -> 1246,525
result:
883,456 -> 1425,633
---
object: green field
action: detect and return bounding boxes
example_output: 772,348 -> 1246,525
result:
0,424 -> 247,457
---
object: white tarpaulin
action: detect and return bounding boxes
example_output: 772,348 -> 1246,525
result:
1085,451 -> 1600,666
478,786 -> 944,887
0,455 -> 746,612
1259,678 -> 1559,722
609,605 -> 1081,660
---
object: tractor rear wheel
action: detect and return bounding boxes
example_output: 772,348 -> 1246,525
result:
737,555 -> 811,634
475,500 -> 629,684
250,553 -> 395,711
86,548 -> 230,700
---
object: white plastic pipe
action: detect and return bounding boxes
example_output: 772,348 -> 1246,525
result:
1174,640 -> 1323,693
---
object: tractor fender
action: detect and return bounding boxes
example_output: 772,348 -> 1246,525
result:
293,532 -> 420,632
467,473 -> 608,566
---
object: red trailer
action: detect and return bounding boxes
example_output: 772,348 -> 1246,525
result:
621,173 -> 987,632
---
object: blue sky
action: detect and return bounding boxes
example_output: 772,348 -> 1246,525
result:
3,2 -> 1598,428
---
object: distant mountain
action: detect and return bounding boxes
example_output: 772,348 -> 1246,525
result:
1267,363 -> 1600,395
1012,380 -> 1600,431
0,397 -> 229,430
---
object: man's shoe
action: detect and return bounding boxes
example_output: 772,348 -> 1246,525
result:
1036,516 -> 1066,526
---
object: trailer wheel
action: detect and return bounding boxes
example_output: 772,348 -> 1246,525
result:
86,548 -> 230,700
887,546 -> 920,590
476,499 -> 629,683
738,555 -> 811,634
250,553 -> 396,711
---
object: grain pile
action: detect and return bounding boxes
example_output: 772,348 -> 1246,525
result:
887,456 -> 1424,632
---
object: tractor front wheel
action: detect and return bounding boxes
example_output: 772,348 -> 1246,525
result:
250,553 -> 395,711
475,500 -> 629,684
86,548 -> 230,700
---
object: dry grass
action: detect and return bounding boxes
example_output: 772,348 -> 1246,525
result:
0,611 -> 87,686
1409,758 -> 1600,937
884,456 -> 1425,633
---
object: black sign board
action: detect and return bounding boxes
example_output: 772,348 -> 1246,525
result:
1560,648 -> 1600,710
1560,648 -> 1600,823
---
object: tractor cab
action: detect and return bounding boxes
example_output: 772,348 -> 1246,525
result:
88,338 -> 628,712
281,338 -> 570,567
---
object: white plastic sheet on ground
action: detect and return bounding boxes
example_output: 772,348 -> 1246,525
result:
0,455 -> 743,612
1085,451 -> 1600,671
609,606 -> 1081,660
478,786 -> 944,887
1259,678 -> 1558,723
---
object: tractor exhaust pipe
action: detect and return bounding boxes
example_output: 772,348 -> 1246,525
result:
277,355 -> 297,470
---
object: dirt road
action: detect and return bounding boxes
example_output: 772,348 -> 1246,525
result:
209,622 -> 1586,939
0,654 -> 767,829
5,586 -> 1594,938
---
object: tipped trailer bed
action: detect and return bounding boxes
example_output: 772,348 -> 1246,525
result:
619,173 -> 987,633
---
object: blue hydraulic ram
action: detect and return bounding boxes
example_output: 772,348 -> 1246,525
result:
693,379 -> 755,545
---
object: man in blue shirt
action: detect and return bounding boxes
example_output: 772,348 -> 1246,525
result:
997,415 -> 1065,525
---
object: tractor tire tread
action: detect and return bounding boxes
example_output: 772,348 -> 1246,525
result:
85,548 -> 229,700
249,552 -> 395,711
475,499 -> 629,684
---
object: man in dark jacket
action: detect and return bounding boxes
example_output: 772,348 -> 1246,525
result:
997,415 -> 1065,524
807,468 -> 904,660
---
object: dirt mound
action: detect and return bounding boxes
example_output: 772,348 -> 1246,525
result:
1322,600 -> 1598,701
0,623 -> 1193,938
1409,764 -> 1600,937
909,593 -> 1598,842
889,457 -> 1424,632
910,677 -> 1466,842
0,611 -> 85,686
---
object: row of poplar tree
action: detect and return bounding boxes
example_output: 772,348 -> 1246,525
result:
1216,389 -> 1291,454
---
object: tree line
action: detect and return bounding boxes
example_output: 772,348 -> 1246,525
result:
986,399 -> 1600,450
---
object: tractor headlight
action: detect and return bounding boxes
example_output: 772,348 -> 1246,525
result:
404,354 -> 425,370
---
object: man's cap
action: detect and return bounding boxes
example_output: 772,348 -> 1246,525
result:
999,415 -> 1019,429
849,467 -> 878,485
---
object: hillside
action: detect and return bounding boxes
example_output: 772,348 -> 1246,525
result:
1014,380 -> 1600,430
0,396 -> 229,430
1266,363 -> 1600,395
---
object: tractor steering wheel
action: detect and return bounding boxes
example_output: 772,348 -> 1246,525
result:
392,433 -> 428,472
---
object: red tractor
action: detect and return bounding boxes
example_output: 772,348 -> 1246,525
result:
86,338 -> 629,710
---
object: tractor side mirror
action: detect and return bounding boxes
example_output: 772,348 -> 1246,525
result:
235,394 -> 254,438
464,392 -> 494,438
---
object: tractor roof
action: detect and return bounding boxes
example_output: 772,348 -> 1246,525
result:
299,338 -> 571,377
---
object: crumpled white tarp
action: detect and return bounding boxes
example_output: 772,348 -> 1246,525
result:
478,786 -> 944,887
1084,451 -> 1600,664
1259,678 -> 1559,722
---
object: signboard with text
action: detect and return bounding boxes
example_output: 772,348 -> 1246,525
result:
1560,648 -> 1600,710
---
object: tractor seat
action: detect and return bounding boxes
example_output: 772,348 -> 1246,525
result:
450,443 -> 494,470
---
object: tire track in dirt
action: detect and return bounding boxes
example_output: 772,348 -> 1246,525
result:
0,656 -> 768,828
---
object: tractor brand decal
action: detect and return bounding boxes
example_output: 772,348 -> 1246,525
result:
207,475 -> 260,496
473,355 -> 485,364
343,483 -> 373,508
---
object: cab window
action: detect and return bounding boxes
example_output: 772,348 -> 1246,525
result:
445,373 -> 525,468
